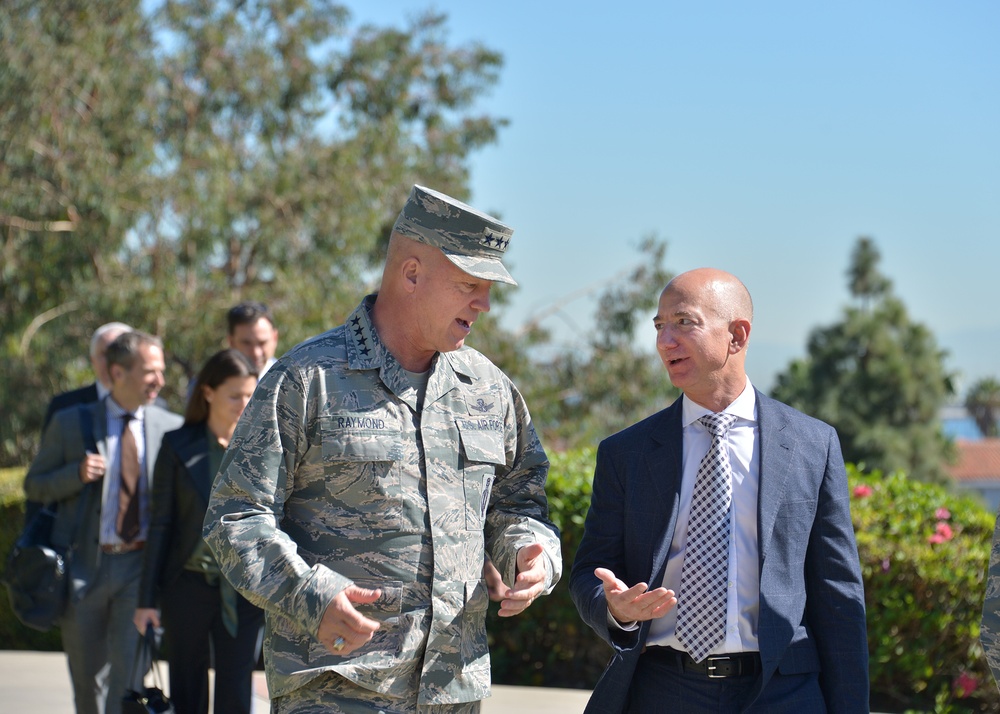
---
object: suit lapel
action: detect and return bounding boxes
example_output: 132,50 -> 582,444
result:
176,427 -> 213,506
91,401 -> 109,461
645,400 -> 684,586
756,391 -> 793,562
143,409 -> 170,479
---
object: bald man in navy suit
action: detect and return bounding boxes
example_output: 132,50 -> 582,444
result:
570,269 -> 868,713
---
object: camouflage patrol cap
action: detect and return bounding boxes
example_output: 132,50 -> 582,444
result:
392,185 -> 517,285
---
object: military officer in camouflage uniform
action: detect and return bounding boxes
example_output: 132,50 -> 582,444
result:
981,514 -> 1000,690
204,185 -> 562,713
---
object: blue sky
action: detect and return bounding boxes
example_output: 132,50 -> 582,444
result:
347,1 -> 999,395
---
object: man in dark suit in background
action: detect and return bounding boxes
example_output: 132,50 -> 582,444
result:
25,331 -> 183,714
42,322 -> 133,430
226,301 -> 279,377
570,268 -> 868,713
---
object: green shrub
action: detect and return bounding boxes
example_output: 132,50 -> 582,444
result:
487,448 -> 609,687
850,465 -> 998,712
0,466 -> 62,651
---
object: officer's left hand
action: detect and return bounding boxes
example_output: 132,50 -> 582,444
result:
497,543 -> 547,618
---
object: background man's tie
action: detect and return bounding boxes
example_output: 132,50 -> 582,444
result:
117,413 -> 141,542
675,412 -> 737,662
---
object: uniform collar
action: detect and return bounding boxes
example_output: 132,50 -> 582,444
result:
345,295 -> 479,382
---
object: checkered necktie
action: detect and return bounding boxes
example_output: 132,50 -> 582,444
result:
675,412 -> 737,662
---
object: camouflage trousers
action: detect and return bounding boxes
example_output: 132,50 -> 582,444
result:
271,673 -> 482,714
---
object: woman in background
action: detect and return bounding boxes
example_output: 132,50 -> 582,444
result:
134,349 -> 263,714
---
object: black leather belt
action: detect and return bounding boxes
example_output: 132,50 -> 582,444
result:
643,646 -> 761,679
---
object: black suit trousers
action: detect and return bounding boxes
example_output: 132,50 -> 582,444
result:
161,570 -> 264,714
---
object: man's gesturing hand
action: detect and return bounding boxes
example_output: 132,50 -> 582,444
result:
319,585 -> 382,656
595,567 -> 677,625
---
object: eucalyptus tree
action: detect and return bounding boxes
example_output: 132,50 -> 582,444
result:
0,0 -> 507,465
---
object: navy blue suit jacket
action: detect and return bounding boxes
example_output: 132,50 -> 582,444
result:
569,390 -> 869,713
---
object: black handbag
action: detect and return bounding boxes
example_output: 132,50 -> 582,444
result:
2,406 -> 98,631
122,625 -> 175,714
1,504 -> 70,631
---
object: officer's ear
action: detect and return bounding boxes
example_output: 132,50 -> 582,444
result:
401,257 -> 421,293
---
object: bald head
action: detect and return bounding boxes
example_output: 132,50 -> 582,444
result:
90,322 -> 133,389
661,268 -> 753,326
655,268 -> 753,411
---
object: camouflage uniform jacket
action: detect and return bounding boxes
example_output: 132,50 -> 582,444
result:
204,296 -> 562,704
982,512 -> 1000,690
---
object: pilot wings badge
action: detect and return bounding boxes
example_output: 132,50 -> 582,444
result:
470,398 -> 494,413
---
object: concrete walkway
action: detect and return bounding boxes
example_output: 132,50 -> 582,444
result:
0,650 -> 592,713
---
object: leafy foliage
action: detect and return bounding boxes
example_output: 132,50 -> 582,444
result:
0,0 -> 159,461
487,448 -> 608,687
518,237 -> 680,450
0,0 -> 508,466
772,237 -> 956,482
850,465 -> 997,712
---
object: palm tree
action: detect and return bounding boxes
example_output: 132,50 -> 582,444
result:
965,378 -> 1000,438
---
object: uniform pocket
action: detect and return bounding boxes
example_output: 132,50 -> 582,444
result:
320,418 -> 403,530
456,422 -> 506,531
461,578 -> 490,668
305,579 -> 404,665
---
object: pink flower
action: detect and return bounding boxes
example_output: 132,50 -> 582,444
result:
935,507 -> 951,520
928,521 -> 954,544
853,485 -> 873,498
881,557 -> 891,573
954,671 -> 978,697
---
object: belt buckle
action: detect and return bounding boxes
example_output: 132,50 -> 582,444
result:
706,655 -> 732,679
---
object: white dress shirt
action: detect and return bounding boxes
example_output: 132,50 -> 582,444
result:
648,381 -> 760,653
611,380 -> 761,655
99,398 -> 150,546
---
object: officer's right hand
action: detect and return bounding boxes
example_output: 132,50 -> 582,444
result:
595,567 -> 676,624
319,585 -> 382,656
